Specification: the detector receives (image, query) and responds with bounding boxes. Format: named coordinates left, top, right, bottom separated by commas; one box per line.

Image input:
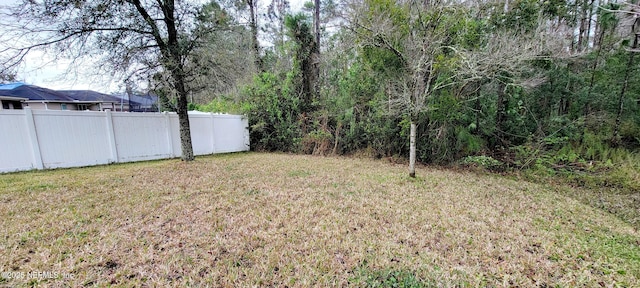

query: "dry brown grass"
left=1, top=152, right=639, bottom=287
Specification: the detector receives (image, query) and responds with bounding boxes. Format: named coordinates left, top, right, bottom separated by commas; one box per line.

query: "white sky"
left=0, top=0, right=306, bottom=93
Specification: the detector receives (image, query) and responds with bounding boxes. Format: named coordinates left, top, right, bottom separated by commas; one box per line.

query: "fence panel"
left=111, top=113, right=172, bottom=162
left=169, top=114, right=182, bottom=157
left=189, top=113, right=215, bottom=155
left=213, top=115, right=250, bottom=153
left=32, top=110, right=112, bottom=169
left=0, top=110, right=35, bottom=171
left=0, top=109, right=249, bottom=173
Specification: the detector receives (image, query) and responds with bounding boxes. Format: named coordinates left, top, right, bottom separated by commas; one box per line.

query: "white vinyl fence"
left=0, top=108, right=249, bottom=173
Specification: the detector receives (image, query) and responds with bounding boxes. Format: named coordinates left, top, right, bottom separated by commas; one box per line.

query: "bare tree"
left=266, top=0, right=290, bottom=49
left=352, top=0, right=464, bottom=177
left=0, top=69, right=16, bottom=82
left=350, top=0, right=560, bottom=176
left=180, top=1, right=256, bottom=104
left=0, top=0, right=223, bottom=161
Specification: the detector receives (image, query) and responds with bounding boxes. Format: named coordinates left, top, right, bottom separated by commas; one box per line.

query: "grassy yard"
left=1, top=152, right=639, bottom=287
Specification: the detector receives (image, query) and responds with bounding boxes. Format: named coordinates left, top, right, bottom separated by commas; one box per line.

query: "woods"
left=1, top=0, right=639, bottom=181
left=237, top=0, right=639, bottom=181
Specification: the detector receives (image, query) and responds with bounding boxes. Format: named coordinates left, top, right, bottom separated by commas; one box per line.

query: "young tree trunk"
left=409, top=120, right=416, bottom=178
left=577, top=0, right=589, bottom=52
left=475, top=90, right=481, bottom=135
left=593, top=11, right=602, bottom=48
left=312, top=0, right=321, bottom=104
left=332, top=122, right=341, bottom=155
left=585, top=28, right=606, bottom=118
left=571, top=2, right=580, bottom=53
left=560, top=64, right=573, bottom=115
left=495, top=81, right=508, bottom=148
left=586, top=0, right=595, bottom=50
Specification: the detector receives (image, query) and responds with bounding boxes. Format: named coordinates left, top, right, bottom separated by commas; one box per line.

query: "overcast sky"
left=0, top=0, right=92, bottom=90
left=0, top=0, right=305, bottom=93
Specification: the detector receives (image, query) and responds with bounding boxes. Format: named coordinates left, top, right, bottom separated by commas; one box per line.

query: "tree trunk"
left=585, top=27, right=606, bottom=118
left=560, top=64, right=573, bottom=116
left=475, top=90, right=481, bottom=135
left=613, top=31, right=638, bottom=143
left=593, top=9, right=602, bottom=48
left=160, top=0, right=194, bottom=161
left=571, top=2, right=580, bottom=53
left=312, top=0, right=321, bottom=105
left=495, top=81, right=508, bottom=147
left=176, top=90, right=195, bottom=161
left=301, top=50, right=317, bottom=112
left=586, top=0, right=595, bottom=50
left=248, top=0, right=262, bottom=72
left=409, top=120, right=416, bottom=178
left=332, top=122, right=342, bottom=155
left=170, top=56, right=195, bottom=161
left=577, top=0, right=589, bottom=52
left=314, top=0, right=320, bottom=48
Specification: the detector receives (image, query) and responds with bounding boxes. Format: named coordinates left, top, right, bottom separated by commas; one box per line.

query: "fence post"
left=24, top=107, right=44, bottom=170
left=210, top=113, right=216, bottom=154
left=164, top=112, right=175, bottom=157
left=104, top=109, right=119, bottom=163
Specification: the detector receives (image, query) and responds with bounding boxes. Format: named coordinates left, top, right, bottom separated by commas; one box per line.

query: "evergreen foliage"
left=83, top=0, right=637, bottom=189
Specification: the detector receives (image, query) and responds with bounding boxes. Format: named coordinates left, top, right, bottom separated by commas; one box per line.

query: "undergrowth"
left=484, top=133, right=640, bottom=229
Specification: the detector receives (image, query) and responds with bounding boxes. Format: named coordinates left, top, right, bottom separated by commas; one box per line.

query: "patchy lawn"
left=0, top=152, right=639, bottom=287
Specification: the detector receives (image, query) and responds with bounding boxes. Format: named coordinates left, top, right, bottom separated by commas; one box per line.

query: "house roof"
left=0, top=84, right=77, bottom=102
left=0, top=82, right=27, bottom=90
left=0, top=83, right=163, bottom=112
left=58, top=90, right=121, bottom=103
left=0, top=95, right=28, bottom=101
left=0, top=83, right=120, bottom=103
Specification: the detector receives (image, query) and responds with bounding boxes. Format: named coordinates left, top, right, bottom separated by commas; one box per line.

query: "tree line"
left=1, top=0, right=639, bottom=179
left=238, top=0, right=640, bottom=179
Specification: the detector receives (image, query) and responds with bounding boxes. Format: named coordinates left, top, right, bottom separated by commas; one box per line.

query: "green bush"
left=242, top=72, right=302, bottom=152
